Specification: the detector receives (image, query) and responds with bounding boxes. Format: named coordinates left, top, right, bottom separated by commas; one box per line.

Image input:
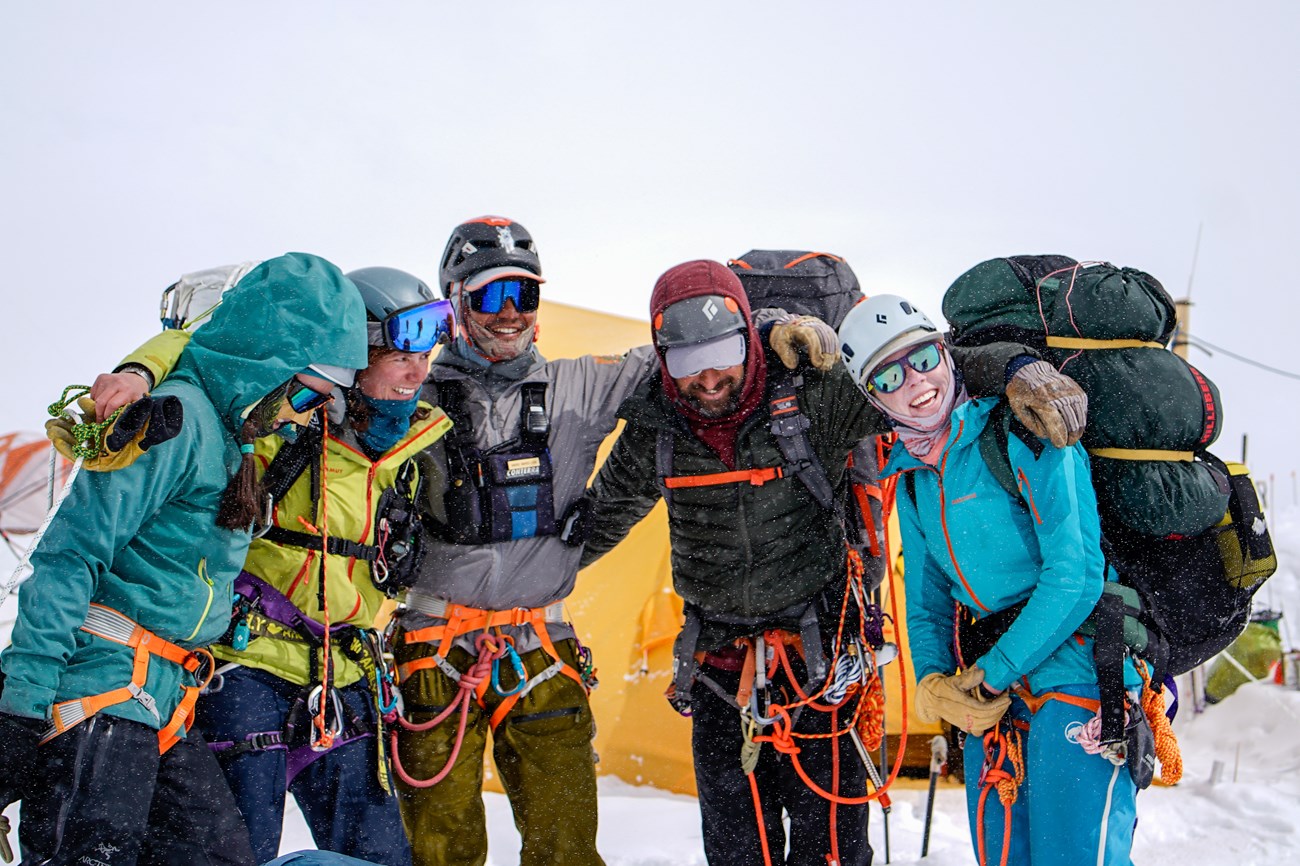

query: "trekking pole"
left=846, top=726, right=892, bottom=862
left=920, top=735, right=948, bottom=858
left=879, top=726, right=891, bottom=863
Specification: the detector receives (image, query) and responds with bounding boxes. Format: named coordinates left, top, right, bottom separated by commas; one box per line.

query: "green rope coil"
left=48, top=385, right=126, bottom=461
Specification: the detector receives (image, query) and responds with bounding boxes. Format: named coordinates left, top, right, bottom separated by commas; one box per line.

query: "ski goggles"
left=866, top=342, right=943, bottom=394
left=372, top=298, right=457, bottom=353
left=466, top=278, right=542, bottom=314
left=286, top=377, right=335, bottom=414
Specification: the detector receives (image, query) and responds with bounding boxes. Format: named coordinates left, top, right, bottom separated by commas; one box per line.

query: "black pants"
left=691, top=664, right=872, bottom=866
left=20, top=714, right=255, bottom=866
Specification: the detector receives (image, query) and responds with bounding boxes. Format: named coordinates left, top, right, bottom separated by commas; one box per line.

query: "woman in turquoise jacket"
left=0, top=253, right=368, bottom=865
left=838, top=295, right=1140, bottom=866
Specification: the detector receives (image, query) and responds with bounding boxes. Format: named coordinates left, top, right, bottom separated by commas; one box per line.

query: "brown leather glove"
left=1005, top=360, right=1088, bottom=448
left=914, top=667, right=1011, bottom=735
left=769, top=314, right=839, bottom=372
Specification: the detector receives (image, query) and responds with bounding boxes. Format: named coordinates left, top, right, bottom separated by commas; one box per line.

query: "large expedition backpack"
left=158, top=261, right=264, bottom=331
left=729, top=250, right=887, bottom=585
left=942, top=256, right=1277, bottom=681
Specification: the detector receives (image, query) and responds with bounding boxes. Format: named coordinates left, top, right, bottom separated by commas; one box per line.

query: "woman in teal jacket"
left=838, top=295, right=1140, bottom=866
left=0, top=253, right=368, bottom=865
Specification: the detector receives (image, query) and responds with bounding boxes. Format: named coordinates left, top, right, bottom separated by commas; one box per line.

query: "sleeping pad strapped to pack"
left=943, top=256, right=1276, bottom=676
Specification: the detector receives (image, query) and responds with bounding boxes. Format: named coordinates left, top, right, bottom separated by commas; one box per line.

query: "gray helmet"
left=346, top=267, right=454, bottom=352
left=347, top=267, right=437, bottom=320
left=653, top=294, right=747, bottom=349
left=438, top=216, right=542, bottom=297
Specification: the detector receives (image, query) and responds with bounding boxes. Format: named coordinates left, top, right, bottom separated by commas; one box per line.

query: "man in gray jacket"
left=392, top=216, right=666, bottom=866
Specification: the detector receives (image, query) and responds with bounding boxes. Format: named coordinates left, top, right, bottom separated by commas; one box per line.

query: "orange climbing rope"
left=975, top=723, right=1026, bottom=866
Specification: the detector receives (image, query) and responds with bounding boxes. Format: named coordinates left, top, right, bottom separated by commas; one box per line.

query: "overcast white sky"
left=2, top=2, right=1298, bottom=490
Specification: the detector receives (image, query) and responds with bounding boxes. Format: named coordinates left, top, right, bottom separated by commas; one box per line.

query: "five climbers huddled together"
left=0, top=219, right=1264, bottom=866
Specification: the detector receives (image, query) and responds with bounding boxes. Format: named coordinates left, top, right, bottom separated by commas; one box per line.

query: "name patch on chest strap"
left=506, top=456, right=543, bottom=480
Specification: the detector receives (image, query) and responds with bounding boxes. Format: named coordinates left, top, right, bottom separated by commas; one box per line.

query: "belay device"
left=441, top=382, right=558, bottom=543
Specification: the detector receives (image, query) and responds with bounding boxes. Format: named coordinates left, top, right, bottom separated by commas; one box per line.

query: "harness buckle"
left=127, top=683, right=161, bottom=722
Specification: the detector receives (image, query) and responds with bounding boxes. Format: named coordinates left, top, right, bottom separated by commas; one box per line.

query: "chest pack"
left=654, top=365, right=835, bottom=512
left=255, top=419, right=428, bottom=598
left=437, top=381, right=558, bottom=544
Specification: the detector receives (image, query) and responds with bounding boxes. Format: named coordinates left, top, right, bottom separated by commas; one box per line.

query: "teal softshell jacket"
left=0, top=253, right=368, bottom=731
left=884, top=397, right=1137, bottom=694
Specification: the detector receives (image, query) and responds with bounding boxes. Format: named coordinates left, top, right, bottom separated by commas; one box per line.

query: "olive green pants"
left=393, top=636, right=603, bottom=866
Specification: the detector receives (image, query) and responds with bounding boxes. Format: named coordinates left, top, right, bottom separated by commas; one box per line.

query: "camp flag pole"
left=1171, top=222, right=1202, bottom=361
left=920, top=734, right=948, bottom=858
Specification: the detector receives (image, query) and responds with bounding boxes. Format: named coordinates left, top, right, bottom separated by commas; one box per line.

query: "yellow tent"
left=478, top=300, right=940, bottom=796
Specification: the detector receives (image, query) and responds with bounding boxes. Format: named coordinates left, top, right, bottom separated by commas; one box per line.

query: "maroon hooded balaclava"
left=649, top=259, right=767, bottom=469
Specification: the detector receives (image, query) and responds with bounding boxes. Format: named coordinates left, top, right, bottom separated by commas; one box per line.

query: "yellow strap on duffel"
left=1088, top=447, right=1195, bottom=462
left=1045, top=337, right=1164, bottom=350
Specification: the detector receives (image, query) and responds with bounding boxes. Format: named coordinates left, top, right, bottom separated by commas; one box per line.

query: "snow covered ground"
left=4, top=508, right=1300, bottom=865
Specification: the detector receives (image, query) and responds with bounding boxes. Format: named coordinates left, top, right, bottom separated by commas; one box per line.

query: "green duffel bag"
left=944, top=257, right=1228, bottom=537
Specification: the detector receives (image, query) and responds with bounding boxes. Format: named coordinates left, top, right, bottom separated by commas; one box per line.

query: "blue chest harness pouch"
left=440, top=381, right=558, bottom=544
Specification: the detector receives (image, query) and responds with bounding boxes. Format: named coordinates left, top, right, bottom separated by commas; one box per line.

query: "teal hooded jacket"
left=0, top=253, right=368, bottom=732
left=884, top=397, right=1138, bottom=694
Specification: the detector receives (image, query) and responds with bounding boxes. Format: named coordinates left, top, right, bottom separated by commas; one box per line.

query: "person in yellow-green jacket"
left=87, top=267, right=455, bottom=866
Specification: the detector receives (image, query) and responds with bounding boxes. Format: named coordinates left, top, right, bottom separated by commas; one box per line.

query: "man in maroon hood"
left=649, top=259, right=775, bottom=468
left=582, top=258, right=1088, bottom=866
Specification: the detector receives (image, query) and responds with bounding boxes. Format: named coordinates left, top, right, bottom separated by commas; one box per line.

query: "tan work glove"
left=914, top=667, right=1011, bottom=735
left=769, top=314, right=839, bottom=372
left=1005, top=360, right=1088, bottom=448
left=46, top=394, right=184, bottom=471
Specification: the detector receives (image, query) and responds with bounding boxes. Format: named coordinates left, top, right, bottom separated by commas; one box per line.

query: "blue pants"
left=195, top=666, right=411, bottom=866
left=963, top=685, right=1137, bottom=866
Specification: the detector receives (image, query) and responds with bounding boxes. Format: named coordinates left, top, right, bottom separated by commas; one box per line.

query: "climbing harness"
left=389, top=632, right=508, bottom=789
left=385, top=595, right=596, bottom=787
left=43, top=603, right=215, bottom=754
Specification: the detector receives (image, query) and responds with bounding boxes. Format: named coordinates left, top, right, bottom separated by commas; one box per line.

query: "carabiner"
left=492, top=643, right=528, bottom=697
left=307, top=684, right=346, bottom=751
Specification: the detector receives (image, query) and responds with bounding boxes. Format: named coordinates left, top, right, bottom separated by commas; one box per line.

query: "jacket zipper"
left=928, top=421, right=991, bottom=614
left=184, top=557, right=216, bottom=642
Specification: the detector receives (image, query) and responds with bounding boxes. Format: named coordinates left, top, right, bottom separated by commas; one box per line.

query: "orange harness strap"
left=399, top=603, right=587, bottom=730
left=45, top=604, right=213, bottom=754
left=663, top=466, right=785, bottom=490
left=1014, top=687, right=1101, bottom=716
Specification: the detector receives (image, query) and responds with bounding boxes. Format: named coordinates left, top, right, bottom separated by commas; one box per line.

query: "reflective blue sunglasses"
left=380, top=298, right=457, bottom=353
left=286, top=379, right=334, bottom=413
left=867, top=342, right=943, bottom=394
left=467, top=278, right=541, bottom=314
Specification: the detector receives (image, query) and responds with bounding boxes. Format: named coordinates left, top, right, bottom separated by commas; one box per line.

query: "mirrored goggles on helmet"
left=466, top=278, right=541, bottom=314
left=866, top=342, right=943, bottom=394
left=371, top=298, right=456, bottom=353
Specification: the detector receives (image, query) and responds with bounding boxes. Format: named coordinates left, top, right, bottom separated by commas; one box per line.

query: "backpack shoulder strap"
left=767, top=367, right=836, bottom=511
left=656, top=427, right=676, bottom=509
left=261, top=422, right=324, bottom=508
left=976, top=400, right=1043, bottom=505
